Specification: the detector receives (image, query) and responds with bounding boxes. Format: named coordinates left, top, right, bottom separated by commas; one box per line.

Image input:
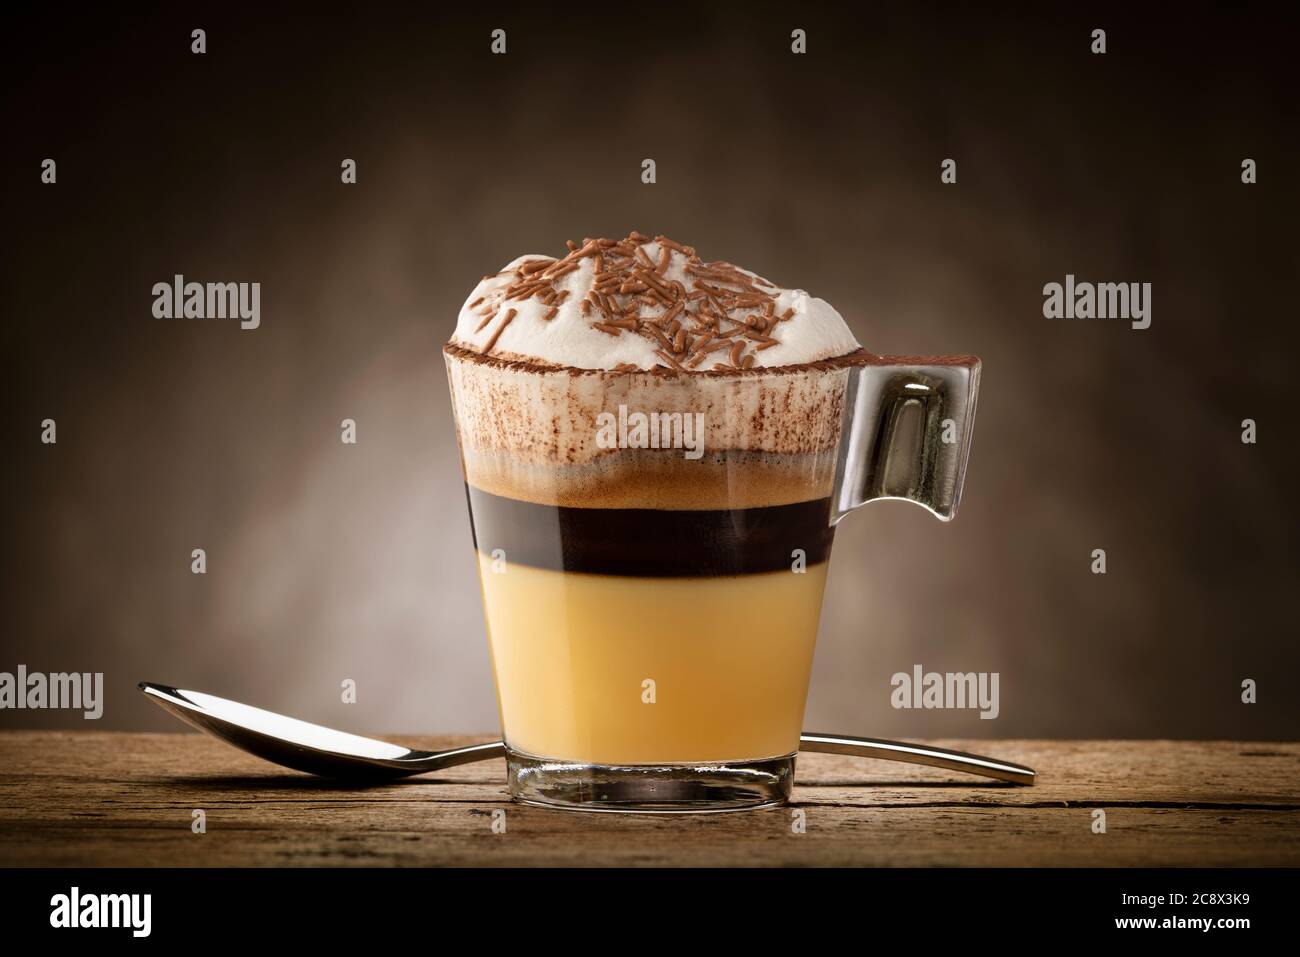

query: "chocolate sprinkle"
left=481, top=308, right=516, bottom=354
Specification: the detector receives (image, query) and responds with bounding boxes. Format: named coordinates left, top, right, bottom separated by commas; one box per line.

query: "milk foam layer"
left=444, top=344, right=867, bottom=509
left=450, top=237, right=860, bottom=371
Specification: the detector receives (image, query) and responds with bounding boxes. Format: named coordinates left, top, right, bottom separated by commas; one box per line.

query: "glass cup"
left=444, top=344, right=979, bottom=812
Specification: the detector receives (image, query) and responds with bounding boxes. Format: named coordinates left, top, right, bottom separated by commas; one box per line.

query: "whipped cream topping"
left=449, top=233, right=860, bottom=372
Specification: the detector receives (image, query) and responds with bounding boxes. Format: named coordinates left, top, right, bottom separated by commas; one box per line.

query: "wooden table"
left=1, top=733, right=1296, bottom=867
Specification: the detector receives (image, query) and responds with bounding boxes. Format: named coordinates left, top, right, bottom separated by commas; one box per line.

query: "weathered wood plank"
left=0, top=733, right=1296, bottom=867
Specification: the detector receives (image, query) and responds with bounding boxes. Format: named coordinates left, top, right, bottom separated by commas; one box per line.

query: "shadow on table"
left=155, top=774, right=498, bottom=792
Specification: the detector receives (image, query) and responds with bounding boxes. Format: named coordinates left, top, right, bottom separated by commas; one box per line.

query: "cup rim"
left=443, top=341, right=883, bottom=378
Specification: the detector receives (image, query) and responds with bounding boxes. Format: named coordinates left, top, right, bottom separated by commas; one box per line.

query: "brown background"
left=2, top=3, right=1296, bottom=740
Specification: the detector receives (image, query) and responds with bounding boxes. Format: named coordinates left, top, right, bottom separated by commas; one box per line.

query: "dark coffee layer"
left=466, top=485, right=835, bottom=577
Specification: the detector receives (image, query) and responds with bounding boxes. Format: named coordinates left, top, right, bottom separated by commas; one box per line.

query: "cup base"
left=505, top=747, right=796, bottom=813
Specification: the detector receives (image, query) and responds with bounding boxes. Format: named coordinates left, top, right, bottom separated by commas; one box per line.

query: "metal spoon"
left=138, top=681, right=1035, bottom=786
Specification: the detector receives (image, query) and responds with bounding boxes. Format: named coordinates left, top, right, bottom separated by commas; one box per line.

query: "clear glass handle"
left=832, top=355, right=981, bottom=524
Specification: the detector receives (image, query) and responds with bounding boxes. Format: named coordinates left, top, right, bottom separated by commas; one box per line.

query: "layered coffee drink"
left=444, top=230, right=977, bottom=811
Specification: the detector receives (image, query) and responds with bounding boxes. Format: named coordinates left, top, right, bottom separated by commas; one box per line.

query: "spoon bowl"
left=138, top=682, right=505, bottom=779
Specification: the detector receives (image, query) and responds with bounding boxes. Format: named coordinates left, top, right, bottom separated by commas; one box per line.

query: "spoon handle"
left=799, top=732, right=1035, bottom=785
left=446, top=735, right=1034, bottom=785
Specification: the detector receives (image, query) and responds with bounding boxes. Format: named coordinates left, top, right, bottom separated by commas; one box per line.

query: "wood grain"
left=0, top=733, right=1296, bottom=866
